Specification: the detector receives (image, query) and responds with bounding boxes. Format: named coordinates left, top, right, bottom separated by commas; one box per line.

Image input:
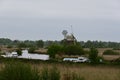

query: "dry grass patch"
left=34, top=63, right=120, bottom=80
left=0, top=61, right=119, bottom=80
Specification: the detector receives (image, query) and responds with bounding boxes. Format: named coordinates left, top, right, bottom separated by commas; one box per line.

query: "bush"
left=18, top=42, right=27, bottom=48
left=36, top=40, right=44, bottom=48
left=103, top=50, right=119, bottom=55
left=28, top=47, right=36, bottom=53
left=113, top=48, right=120, bottom=50
left=0, top=62, right=40, bottom=80
left=47, top=44, right=84, bottom=58
left=89, top=48, right=98, bottom=63
left=47, top=44, right=63, bottom=58
left=64, top=45, right=84, bottom=55
left=16, top=49, right=22, bottom=56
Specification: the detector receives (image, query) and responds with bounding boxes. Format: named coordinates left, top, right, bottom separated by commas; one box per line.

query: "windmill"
left=62, top=26, right=77, bottom=45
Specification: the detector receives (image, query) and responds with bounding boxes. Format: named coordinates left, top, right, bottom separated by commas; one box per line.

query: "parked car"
left=74, top=57, right=90, bottom=62
left=63, top=57, right=90, bottom=63
left=63, top=58, right=78, bottom=62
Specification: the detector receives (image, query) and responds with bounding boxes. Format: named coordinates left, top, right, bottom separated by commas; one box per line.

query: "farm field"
left=84, top=48, right=120, bottom=61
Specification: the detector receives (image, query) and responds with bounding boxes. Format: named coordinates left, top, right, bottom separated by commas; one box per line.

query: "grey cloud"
left=0, top=0, right=120, bottom=19
left=0, top=0, right=120, bottom=41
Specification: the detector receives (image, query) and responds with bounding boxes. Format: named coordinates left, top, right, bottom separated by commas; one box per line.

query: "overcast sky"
left=0, top=0, right=120, bottom=42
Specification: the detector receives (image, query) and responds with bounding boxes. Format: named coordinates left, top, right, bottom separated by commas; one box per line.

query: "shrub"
left=7, top=45, right=13, bottom=48
left=28, top=47, right=36, bottom=53
left=113, top=48, right=120, bottom=50
left=36, top=40, right=44, bottom=48
left=103, top=50, right=119, bottom=55
left=47, top=44, right=63, bottom=58
left=89, top=48, right=99, bottom=63
left=18, top=42, right=27, bottom=48
left=0, top=62, right=40, bottom=80
left=16, top=49, right=22, bottom=56
left=64, top=45, right=84, bottom=55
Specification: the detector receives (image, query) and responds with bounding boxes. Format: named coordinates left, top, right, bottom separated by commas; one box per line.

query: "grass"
left=40, top=66, right=60, bottom=80
left=36, top=63, right=120, bottom=80
left=0, top=57, right=120, bottom=80
left=0, top=59, right=119, bottom=80
left=49, top=66, right=60, bottom=80
left=62, top=71, right=84, bottom=80
left=0, top=60, right=84, bottom=80
left=0, top=61, right=40, bottom=80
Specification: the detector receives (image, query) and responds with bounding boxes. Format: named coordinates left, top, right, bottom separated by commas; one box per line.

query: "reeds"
left=0, top=61, right=119, bottom=80
left=0, top=61, right=85, bottom=80
left=40, top=66, right=60, bottom=80
left=0, top=62, right=40, bottom=80
left=63, top=72, right=84, bottom=80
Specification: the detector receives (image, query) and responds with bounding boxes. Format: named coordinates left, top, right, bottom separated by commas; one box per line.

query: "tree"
left=0, top=38, right=12, bottom=45
left=44, top=40, right=54, bottom=48
left=18, top=42, right=27, bottom=48
left=47, top=44, right=63, bottom=58
left=16, top=49, right=22, bottom=56
left=28, top=47, right=36, bottom=53
left=103, top=50, right=119, bottom=55
left=36, top=40, right=44, bottom=48
left=24, top=40, right=36, bottom=48
left=64, top=45, right=84, bottom=55
left=89, top=48, right=98, bottom=63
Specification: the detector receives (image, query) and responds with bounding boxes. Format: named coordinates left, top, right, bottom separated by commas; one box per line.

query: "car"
left=75, top=57, right=89, bottom=62
left=63, top=58, right=78, bottom=62
left=63, top=57, right=90, bottom=63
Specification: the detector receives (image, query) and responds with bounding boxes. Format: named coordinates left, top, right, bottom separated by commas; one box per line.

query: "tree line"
left=0, top=38, right=120, bottom=49
left=79, top=40, right=120, bottom=49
